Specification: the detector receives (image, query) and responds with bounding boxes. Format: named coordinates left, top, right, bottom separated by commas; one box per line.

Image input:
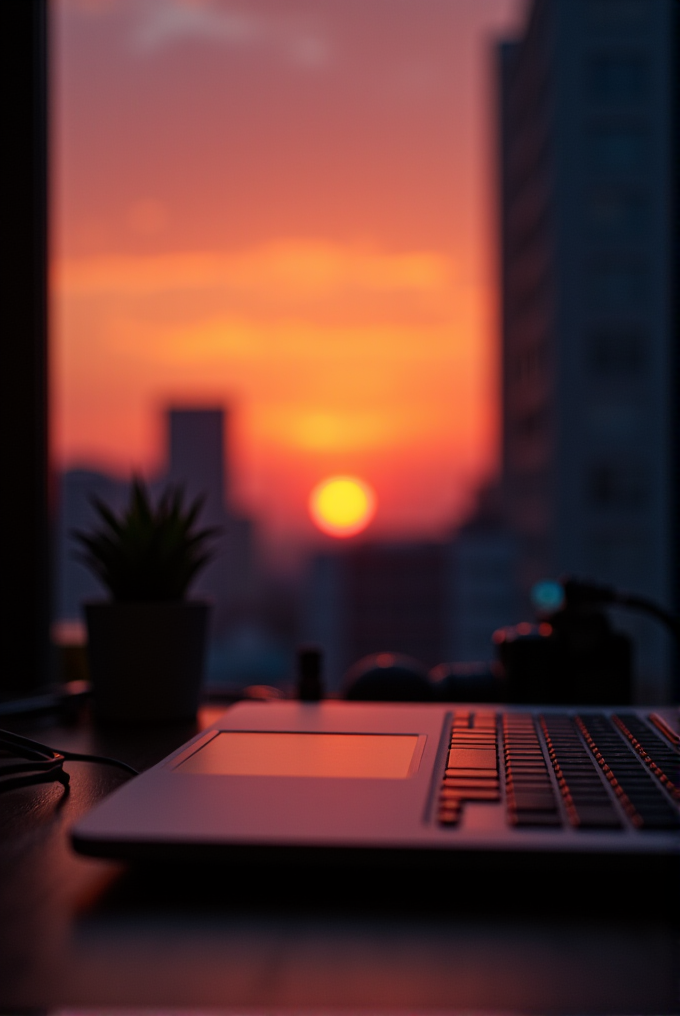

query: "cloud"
left=131, top=1, right=260, bottom=52
left=262, top=410, right=396, bottom=453
left=80, top=313, right=478, bottom=457
left=54, top=239, right=453, bottom=302
left=129, top=0, right=331, bottom=67
left=108, top=316, right=465, bottom=366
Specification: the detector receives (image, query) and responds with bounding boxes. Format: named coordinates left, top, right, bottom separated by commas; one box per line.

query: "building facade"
left=499, top=0, right=676, bottom=699
left=55, top=406, right=258, bottom=640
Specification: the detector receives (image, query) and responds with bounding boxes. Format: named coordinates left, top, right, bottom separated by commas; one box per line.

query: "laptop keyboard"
left=437, top=710, right=680, bottom=832
left=542, top=715, right=620, bottom=829
left=503, top=712, right=561, bottom=826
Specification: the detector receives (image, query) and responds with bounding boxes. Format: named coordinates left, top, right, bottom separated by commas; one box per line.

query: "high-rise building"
left=499, top=0, right=676, bottom=700
left=166, top=408, right=228, bottom=527
left=164, top=407, right=257, bottom=634
left=302, top=542, right=449, bottom=690
left=448, top=486, right=521, bottom=666
left=302, top=519, right=520, bottom=691
left=55, top=406, right=258, bottom=639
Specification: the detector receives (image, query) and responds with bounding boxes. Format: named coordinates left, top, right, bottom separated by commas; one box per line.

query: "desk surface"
left=1, top=705, right=678, bottom=1014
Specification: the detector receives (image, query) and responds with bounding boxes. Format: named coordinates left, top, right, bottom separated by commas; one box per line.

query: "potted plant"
left=74, top=479, right=219, bottom=723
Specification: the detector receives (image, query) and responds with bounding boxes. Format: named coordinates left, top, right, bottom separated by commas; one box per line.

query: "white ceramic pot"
left=85, top=600, right=211, bottom=723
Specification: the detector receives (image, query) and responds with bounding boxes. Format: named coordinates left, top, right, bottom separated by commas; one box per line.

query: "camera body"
left=494, top=609, right=632, bottom=705
left=338, top=579, right=645, bottom=705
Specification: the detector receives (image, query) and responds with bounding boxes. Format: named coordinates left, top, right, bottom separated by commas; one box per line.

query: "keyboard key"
left=507, top=772, right=552, bottom=781
left=447, top=749, right=497, bottom=769
left=511, top=793, right=558, bottom=811
left=577, top=715, right=680, bottom=831
left=634, top=811, right=680, bottom=830
left=442, top=779, right=500, bottom=791
left=457, top=787, right=500, bottom=801
left=613, top=714, right=680, bottom=796
left=541, top=715, right=623, bottom=830
left=438, top=712, right=500, bottom=826
left=438, top=810, right=460, bottom=826
left=444, top=767, right=499, bottom=779
left=507, top=777, right=551, bottom=788
left=510, top=810, right=562, bottom=827
left=572, top=805, right=621, bottom=828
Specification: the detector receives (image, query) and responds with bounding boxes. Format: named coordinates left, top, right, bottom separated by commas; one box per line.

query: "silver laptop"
left=72, top=700, right=680, bottom=864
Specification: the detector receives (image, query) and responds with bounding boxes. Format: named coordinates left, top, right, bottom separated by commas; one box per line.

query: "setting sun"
left=309, top=476, right=377, bottom=538
left=52, top=0, right=524, bottom=558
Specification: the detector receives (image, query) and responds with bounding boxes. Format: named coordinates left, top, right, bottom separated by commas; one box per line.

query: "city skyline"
left=52, top=0, right=524, bottom=560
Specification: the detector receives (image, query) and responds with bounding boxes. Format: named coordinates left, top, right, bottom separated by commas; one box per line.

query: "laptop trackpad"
left=178, top=731, right=421, bottom=779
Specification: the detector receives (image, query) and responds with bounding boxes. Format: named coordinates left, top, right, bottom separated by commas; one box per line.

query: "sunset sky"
left=51, top=0, right=524, bottom=563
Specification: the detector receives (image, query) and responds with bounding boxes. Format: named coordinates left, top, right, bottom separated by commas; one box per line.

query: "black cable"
left=57, top=750, right=138, bottom=776
left=0, top=756, right=64, bottom=775
left=0, top=727, right=62, bottom=755
left=562, top=579, right=680, bottom=643
left=614, top=592, right=680, bottom=642
left=0, top=727, right=138, bottom=794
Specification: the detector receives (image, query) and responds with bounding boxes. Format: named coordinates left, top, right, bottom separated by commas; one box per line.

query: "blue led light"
left=531, top=579, right=565, bottom=613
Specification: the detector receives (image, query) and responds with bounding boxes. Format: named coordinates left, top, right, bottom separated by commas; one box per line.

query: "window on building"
left=515, top=406, right=547, bottom=442
left=586, top=122, right=648, bottom=173
left=585, top=187, right=647, bottom=239
left=587, top=327, right=646, bottom=378
left=587, top=259, right=648, bottom=310
left=585, top=529, right=647, bottom=585
left=513, top=344, right=546, bottom=385
left=586, top=462, right=647, bottom=510
left=585, top=0, right=651, bottom=30
left=585, top=53, right=649, bottom=103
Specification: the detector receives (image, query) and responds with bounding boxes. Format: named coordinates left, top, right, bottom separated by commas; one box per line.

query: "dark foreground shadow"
left=86, top=848, right=679, bottom=923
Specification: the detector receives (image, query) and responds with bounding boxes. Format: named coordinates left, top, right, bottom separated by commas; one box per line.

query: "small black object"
left=0, top=727, right=138, bottom=794
left=496, top=575, right=636, bottom=704
left=429, top=661, right=504, bottom=703
left=343, top=652, right=433, bottom=702
left=297, top=646, right=324, bottom=701
left=496, top=617, right=633, bottom=705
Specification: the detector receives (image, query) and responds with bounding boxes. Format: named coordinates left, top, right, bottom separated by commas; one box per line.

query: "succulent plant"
left=73, top=479, right=220, bottom=602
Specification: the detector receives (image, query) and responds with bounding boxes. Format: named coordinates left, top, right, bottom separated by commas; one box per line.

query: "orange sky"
left=51, top=0, right=524, bottom=563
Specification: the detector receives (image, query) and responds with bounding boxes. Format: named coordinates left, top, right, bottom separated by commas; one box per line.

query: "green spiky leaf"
left=72, top=478, right=220, bottom=602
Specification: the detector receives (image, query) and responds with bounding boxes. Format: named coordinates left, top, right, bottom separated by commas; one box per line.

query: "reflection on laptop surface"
left=72, top=699, right=680, bottom=865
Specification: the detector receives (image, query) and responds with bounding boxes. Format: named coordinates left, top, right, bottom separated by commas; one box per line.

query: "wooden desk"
left=0, top=706, right=678, bottom=1013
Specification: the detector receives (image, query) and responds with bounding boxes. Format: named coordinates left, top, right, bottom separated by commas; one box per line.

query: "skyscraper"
left=55, top=406, right=258, bottom=640
left=499, top=0, right=676, bottom=700
left=165, top=407, right=257, bottom=633
left=167, top=408, right=228, bottom=527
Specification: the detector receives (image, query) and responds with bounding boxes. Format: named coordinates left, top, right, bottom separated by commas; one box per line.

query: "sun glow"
left=309, top=476, right=377, bottom=538
left=53, top=0, right=526, bottom=557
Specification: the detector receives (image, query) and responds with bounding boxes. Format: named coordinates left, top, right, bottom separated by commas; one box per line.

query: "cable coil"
left=0, top=728, right=138, bottom=794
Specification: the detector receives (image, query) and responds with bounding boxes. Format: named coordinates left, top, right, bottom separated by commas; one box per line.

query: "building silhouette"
left=166, top=408, right=227, bottom=527
left=302, top=542, right=451, bottom=691
left=499, top=0, right=676, bottom=700
left=165, top=407, right=257, bottom=634
left=302, top=506, right=519, bottom=692
left=54, top=468, right=128, bottom=627
left=55, top=406, right=258, bottom=639
left=448, top=486, right=520, bottom=666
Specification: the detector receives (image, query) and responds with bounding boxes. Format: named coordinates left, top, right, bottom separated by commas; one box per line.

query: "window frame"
left=0, top=0, right=49, bottom=698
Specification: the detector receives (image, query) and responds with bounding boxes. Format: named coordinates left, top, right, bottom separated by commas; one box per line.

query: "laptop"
left=71, top=700, right=680, bottom=868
